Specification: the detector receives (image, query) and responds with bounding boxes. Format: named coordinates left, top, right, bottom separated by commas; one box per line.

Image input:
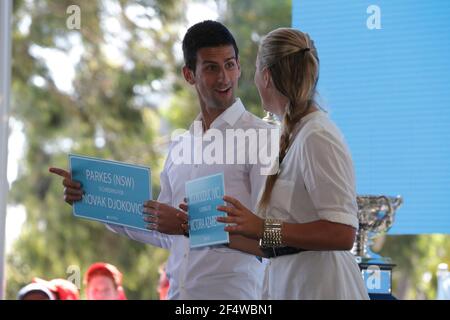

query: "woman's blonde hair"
left=257, top=28, right=320, bottom=211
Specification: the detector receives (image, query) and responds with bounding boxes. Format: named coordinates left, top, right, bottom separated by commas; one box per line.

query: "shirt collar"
left=190, top=98, right=246, bottom=133
left=216, top=98, right=245, bottom=127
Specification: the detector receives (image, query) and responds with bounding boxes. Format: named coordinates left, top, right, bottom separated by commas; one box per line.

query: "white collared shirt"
left=107, top=98, right=275, bottom=299
left=261, top=110, right=369, bottom=300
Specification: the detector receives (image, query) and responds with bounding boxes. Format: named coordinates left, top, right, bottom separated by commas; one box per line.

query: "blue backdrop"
left=292, top=1, right=450, bottom=234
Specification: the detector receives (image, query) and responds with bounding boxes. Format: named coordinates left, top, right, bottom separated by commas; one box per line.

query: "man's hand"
left=49, top=167, right=84, bottom=205
left=143, top=200, right=188, bottom=235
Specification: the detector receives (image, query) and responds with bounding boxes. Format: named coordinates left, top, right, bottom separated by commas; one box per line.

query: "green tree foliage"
left=378, top=234, right=450, bottom=299
left=223, top=0, right=292, bottom=116
left=7, top=0, right=185, bottom=299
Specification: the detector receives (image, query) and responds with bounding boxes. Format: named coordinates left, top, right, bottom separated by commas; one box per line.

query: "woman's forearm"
left=281, top=220, right=356, bottom=251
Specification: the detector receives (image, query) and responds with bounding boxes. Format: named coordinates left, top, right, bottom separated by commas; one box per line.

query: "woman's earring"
left=262, top=112, right=280, bottom=126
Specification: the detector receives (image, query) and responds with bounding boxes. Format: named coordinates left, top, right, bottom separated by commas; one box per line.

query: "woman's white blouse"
left=261, top=110, right=370, bottom=300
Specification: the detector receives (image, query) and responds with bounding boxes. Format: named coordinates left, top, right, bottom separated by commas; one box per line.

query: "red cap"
left=33, top=278, right=80, bottom=300
left=84, top=262, right=127, bottom=300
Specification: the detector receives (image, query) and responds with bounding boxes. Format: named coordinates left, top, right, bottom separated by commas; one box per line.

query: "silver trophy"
left=353, top=195, right=403, bottom=263
left=353, top=195, right=403, bottom=297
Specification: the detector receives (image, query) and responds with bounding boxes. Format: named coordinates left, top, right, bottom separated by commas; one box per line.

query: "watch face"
left=258, top=237, right=264, bottom=248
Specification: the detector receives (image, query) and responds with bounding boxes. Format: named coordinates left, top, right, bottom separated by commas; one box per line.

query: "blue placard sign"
left=185, top=173, right=229, bottom=248
left=69, top=154, right=151, bottom=230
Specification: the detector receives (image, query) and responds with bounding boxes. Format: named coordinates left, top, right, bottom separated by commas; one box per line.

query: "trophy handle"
left=391, top=196, right=403, bottom=210
left=374, top=196, right=394, bottom=231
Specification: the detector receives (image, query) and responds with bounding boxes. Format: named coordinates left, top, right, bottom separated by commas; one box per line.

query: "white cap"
left=17, top=283, right=56, bottom=300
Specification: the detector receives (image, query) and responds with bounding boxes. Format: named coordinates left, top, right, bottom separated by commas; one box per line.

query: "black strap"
left=263, top=246, right=307, bottom=258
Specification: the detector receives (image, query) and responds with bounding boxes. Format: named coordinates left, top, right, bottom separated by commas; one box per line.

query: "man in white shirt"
left=50, top=20, right=276, bottom=299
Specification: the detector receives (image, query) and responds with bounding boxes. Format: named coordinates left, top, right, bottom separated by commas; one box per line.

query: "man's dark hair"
left=182, top=20, right=239, bottom=71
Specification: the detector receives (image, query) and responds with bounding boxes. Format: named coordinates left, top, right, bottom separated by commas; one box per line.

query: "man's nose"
left=218, top=67, right=230, bottom=84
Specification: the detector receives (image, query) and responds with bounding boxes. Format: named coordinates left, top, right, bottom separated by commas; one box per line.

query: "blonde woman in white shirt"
left=217, top=28, right=369, bottom=300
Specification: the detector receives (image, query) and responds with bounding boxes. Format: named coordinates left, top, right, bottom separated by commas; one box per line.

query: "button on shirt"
left=107, top=99, right=275, bottom=299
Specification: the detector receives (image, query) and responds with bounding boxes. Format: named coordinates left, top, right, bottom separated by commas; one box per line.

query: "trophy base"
left=356, top=255, right=393, bottom=265
left=358, top=259, right=396, bottom=300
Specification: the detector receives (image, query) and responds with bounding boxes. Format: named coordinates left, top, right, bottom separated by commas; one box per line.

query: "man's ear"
left=182, top=66, right=195, bottom=85
left=236, top=58, right=242, bottom=78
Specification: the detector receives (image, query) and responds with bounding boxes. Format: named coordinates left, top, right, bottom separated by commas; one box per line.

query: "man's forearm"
left=105, top=223, right=173, bottom=249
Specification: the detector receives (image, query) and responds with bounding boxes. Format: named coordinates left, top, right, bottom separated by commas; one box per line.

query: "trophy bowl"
left=352, top=195, right=403, bottom=263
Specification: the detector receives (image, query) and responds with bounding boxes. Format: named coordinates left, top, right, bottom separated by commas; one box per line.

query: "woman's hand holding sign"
left=216, top=195, right=264, bottom=240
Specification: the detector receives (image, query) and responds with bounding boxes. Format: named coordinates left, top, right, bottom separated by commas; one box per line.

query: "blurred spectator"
left=157, top=263, right=169, bottom=300
left=17, top=278, right=80, bottom=300
left=437, top=263, right=450, bottom=300
left=17, top=282, right=55, bottom=300
left=84, top=262, right=127, bottom=300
